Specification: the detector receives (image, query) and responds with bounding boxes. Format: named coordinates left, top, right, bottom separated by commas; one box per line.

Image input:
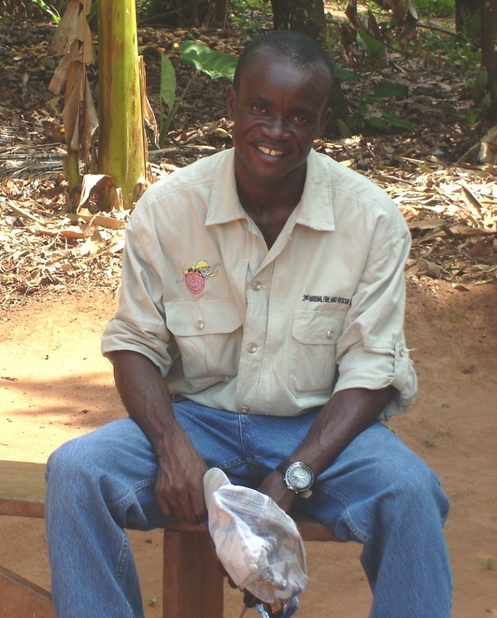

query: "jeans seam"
left=110, top=478, right=156, bottom=511
left=342, top=510, right=380, bottom=547
left=311, top=485, right=380, bottom=547
left=116, top=532, right=130, bottom=585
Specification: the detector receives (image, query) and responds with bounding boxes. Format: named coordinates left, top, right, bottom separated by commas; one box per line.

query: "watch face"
left=289, top=467, right=312, bottom=488
left=286, top=462, right=314, bottom=492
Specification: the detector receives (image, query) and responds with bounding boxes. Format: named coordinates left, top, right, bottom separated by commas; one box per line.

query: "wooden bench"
left=0, top=460, right=340, bottom=618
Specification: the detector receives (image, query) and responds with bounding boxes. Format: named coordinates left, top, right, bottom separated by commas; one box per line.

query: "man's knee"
left=47, top=435, right=87, bottom=481
left=382, top=456, right=450, bottom=523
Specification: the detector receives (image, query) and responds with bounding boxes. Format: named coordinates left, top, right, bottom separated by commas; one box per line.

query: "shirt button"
left=247, top=343, right=258, bottom=354
left=240, top=405, right=250, bottom=413
left=251, top=281, right=264, bottom=291
left=326, top=330, right=334, bottom=339
left=195, top=320, right=205, bottom=330
left=399, top=348, right=405, bottom=357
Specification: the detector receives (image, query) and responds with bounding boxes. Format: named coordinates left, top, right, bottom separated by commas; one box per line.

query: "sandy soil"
left=0, top=279, right=496, bottom=617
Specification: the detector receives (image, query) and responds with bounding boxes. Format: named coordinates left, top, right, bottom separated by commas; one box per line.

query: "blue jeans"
left=45, top=401, right=452, bottom=617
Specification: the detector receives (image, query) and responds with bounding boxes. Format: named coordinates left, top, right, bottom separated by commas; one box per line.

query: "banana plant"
left=97, top=0, right=147, bottom=209
left=159, top=40, right=238, bottom=146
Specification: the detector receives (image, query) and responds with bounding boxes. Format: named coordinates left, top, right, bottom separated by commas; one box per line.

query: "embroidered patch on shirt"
left=183, top=260, right=219, bottom=295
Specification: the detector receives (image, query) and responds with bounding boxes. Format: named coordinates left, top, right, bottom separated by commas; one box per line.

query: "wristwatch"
left=276, top=459, right=314, bottom=498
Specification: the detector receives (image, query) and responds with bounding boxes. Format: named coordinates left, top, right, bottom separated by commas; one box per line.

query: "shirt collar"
left=206, top=149, right=246, bottom=226
left=206, top=148, right=335, bottom=231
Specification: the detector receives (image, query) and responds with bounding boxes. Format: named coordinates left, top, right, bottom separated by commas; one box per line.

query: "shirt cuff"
left=334, top=341, right=417, bottom=419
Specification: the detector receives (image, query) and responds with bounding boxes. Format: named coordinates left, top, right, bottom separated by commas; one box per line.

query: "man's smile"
left=256, top=144, right=285, bottom=157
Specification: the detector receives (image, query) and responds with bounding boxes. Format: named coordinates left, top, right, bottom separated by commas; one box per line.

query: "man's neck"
left=236, top=177, right=305, bottom=249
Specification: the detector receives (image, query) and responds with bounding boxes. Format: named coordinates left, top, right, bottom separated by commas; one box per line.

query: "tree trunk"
left=97, top=0, right=147, bottom=209
left=481, top=0, right=497, bottom=122
left=269, top=0, right=348, bottom=135
left=455, top=0, right=482, bottom=43
left=147, top=0, right=227, bottom=27
left=271, top=0, right=328, bottom=48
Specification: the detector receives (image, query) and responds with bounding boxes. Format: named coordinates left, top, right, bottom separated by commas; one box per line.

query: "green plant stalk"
left=66, top=148, right=81, bottom=208
left=160, top=71, right=198, bottom=145
left=31, top=0, right=61, bottom=24
left=97, top=0, right=146, bottom=209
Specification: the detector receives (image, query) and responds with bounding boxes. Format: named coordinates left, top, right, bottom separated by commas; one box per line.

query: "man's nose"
left=262, top=117, right=290, bottom=138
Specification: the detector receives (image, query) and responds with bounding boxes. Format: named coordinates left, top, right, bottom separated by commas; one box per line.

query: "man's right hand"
left=154, top=422, right=208, bottom=523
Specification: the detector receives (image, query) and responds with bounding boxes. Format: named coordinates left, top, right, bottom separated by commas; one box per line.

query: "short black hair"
left=233, top=30, right=335, bottom=97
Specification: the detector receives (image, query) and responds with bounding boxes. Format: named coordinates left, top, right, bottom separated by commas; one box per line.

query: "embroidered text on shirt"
left=302, top=294, right=351, bottom=305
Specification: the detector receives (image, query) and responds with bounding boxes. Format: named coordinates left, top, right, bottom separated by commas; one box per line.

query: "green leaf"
left=160, top=54, right=177, bottom=111
left=467, top=108, right=477, bottom=125
left=357, top=102, right=370, bottom=115
left=179, top=41, right=238, bottom=81
left=334, top=67, right=362, bottom=82
left=373, top=81, right=408, bottom=98
left=481, top=93, right=491, bottom=113
left=346, top=114, right=366, bottom=130
left=336, top=118, right=353, bottom=138
left=381, top=111, right=413, bottom=130
left=368, top=116, right=388, bottom=129
left=387, top=116, right=414, bottom=130
left=356, top=29, right=384, bottom=60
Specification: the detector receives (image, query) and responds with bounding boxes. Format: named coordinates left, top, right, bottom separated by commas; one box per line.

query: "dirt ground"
left=0, top=278, right=496, bottom=617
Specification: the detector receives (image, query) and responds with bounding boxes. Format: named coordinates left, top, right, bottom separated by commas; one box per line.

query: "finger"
left=155, top=490, right=174, bottom=518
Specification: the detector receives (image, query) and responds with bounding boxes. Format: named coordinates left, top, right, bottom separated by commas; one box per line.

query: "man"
left=46, top=30, right=452, bottom=617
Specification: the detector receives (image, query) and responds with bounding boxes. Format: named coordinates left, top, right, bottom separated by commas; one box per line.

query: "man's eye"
left=292, top=115, right=309, bottom=125
left=251, top=104, right=266, bottom=114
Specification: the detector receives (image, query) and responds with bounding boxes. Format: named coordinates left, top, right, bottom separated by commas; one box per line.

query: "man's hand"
left=257, top=470, right=297, bottom=514
left=154, top=423, right=208, bottom=523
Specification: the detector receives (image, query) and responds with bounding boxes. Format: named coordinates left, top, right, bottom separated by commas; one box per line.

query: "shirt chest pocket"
left=164, top=300, right=242, bottom=387
left=289, top=309, right=344, bottom=397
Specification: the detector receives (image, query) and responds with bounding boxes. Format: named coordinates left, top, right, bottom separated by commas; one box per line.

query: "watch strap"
left=276, top=457, right=293, bottom=475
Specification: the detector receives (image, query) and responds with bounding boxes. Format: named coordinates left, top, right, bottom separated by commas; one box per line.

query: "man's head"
left=233, top=30, right=335, bottom=105
left=227, top=31, right=334, bottom=195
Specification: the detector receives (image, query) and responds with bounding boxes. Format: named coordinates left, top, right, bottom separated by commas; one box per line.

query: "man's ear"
left=226, top=84, right=237, bottom=120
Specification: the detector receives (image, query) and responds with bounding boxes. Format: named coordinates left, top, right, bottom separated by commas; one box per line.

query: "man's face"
left=226, top=49, right=332, bottom=192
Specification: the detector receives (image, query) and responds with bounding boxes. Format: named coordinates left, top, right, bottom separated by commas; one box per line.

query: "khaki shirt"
left=102, top=148, right=417, bottom=418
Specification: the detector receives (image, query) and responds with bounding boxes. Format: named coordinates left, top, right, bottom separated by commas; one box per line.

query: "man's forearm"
left=258, top=386, right=394, bottom=511
left=108, top=349, right=177, bottom=458
left=108, top=349, right=208, bottom=522
left=290, top=386, right=394, bottom=476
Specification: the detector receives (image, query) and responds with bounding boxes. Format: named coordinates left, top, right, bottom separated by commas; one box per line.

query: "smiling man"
left=45, top=31, right=452, bottom=618
left=226, top=41, right=332, bottom=249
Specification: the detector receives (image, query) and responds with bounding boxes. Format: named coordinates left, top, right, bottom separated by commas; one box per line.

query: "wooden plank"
left=0, top=460, right=342, bottom=540
left=0, top=565, right=55, bottom=618
left=161, top=515, right=340, bottom=618
left=0, top=460, right=46, bottom=518
left=164, top=511, right=342, bottom=543
left=163, top=528, right=224, bottom=618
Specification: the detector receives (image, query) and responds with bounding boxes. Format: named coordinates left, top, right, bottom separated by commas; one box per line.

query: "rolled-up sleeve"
left=334, top=227, right=417, bottom=419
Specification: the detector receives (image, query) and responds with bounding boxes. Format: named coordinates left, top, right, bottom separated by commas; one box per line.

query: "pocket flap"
left=292, top=310, right=343, bottom=345
left=165, top=300, right=242, bottom=337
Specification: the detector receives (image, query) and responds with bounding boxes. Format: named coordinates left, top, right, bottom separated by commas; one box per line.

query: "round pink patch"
left=185, top=272, right=205, bottom=294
